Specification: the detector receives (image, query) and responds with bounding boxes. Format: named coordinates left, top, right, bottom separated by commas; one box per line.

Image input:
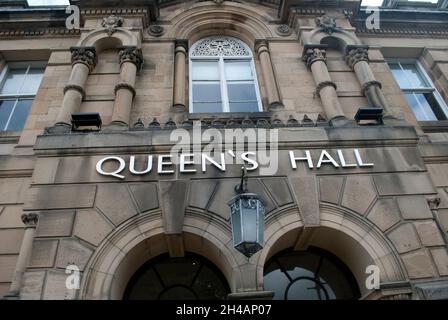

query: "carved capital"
left=102, top=15, right=124, bottom=36
left=361, top=80, right=382, bottom=94
left=63, top=84, right=86, bottom=98
left=345, top=45, right=369, bottom=69
left=119, top=46, right=143, bottom=70
left=114, top=82, right=136, bottom=98
left=427, top=197, right=441, bottom=210
left=21, top=212, right=39, bottom=227
left=302, top=45, right=327, bottom=69
left=175, top=39, right=189, bottom=54
left=70, top=46, right=97, bottom=72
left=255, top=39, right=269, bottom=55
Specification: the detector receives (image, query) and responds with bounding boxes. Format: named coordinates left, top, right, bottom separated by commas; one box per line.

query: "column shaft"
left=7, top=213, right=39, bottom=297
left=173, top=40, right=187, bottom=111
left=110, top=47, right=142, bottom=128
left=303, top=46, right=346, bottom=122
left=256, top=41, right=282, bottom=110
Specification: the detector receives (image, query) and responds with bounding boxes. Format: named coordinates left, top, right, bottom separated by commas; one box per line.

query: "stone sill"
left=0, top=130, right=20, bottom=144
left=419, top=120, right=448, bottom=133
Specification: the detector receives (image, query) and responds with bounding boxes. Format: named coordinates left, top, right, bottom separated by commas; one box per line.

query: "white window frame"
left=0, top=61, right=46, bottom=131
left=189, top=37, right=263, bottom=114
left=388, top=58, right=448, bottom=121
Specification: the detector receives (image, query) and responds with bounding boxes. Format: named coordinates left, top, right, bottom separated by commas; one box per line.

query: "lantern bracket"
left=235, top=165, right=248, bottom=194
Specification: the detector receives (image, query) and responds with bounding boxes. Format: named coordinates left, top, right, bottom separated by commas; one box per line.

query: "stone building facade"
left=0, top=0, right=447, bottom=300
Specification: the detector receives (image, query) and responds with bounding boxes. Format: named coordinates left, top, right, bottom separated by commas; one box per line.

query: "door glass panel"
left=22, top=67, right=45, bottom=94
left=405, top=93, right=438, bottom=121
left=400, top=64, right=428, bottom=88
left=0, top=68, right=27, bottom=95
left=225, top=61, right=253, bottom=80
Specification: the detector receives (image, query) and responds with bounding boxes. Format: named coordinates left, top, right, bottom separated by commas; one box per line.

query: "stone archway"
left=79, top=212, right=240, bottom=300
left=255, top=204, right=407, bottom=298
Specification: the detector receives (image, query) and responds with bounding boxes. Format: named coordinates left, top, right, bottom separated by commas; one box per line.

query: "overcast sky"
left=26, top=0, right=439, bottom=7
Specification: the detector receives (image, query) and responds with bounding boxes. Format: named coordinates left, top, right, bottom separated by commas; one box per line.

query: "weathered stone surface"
left=20, top=271, right=46, bottom=300
left=388, top=223, right=421, bottom=254
left=402, top=249, right=437, bottom=279
left=414, top=221, right=445, bottom=247
left=95, top=184, right=137, bottom=226
left=427, top=164, right=448, bottom=188
left=397, top=196, right=433, bottom=220
left=73, top=210, right=113, bottom=247
left=0, top=283, right=10, bottom=297
left=208, top=179, right=240, bottom=220
left=373, top=173, right=435, bottom=196
left=0, top=206, right=23, bottom=228
left=341, top=176, right=377, bottom=215
left=0, top=255, right=17, bottom=282
left=289, top=176, right=319, bottom=226
left=29, top=240, right=58, bottom=268
left=188, top=180, right=217, bottom=210
left=319, top=176, right=344, bottom=205
left=438, top=209, right=448, bottom=232
left=415, top=280, right=448, bottom=300
left=367, top=198, right=401, bottom=231
left=55, top=239, right=93, bottom=271
left=430, top=248, right=448, bottom=276
left=159, top=180, right=188, bottom=234
left=35, top=211, right=75, bottom=237
left=129, top=183, right=159, bottom=213
left=262, top=178, right=294, bottom=207
left=0, top=229, right=24, bottom=254
left=42, top=270, right=78, bottom=300
left=0, top=178, right=29, bottom=205
left=24, top=185, right=97, bottom=210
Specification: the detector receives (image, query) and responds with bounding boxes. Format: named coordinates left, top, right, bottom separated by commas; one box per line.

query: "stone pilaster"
left=255, top=40, right=283, bottom=110
left=108, top=46, right=143, bottom=130
left=5, top=213, right=39, bottom=298
left=302, top=45, right=349, bottom=125
left=173, top=40, right=188, bottom=112
left=53, top=47, right=97, bottom=133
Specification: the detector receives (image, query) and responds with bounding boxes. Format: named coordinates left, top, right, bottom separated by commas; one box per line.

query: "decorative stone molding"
left=361, top=80, right=383, bottom=95
left=315, top=15, right=338, bottom=34
left=148, top=25, right=165, bottom=37
left=70, top=46, right=97, bottom=72
left=356, top=27, right=448, bottom=37
left=119, top=47, right=143, bottom=70
left=101, top=15, right=124, bottom=36
left=314, top=81, right=338, bottom=98
left=21, top=212, right=39, bottom=228
left=276, top=24, right=292, bottom=37
left=0, top=28, right=80, bottom=39
left=345, top=45, right=369, bottom=69
left=302, top=46, right=327, bottom=69
left=114, top=82, right=136, bottom=98
left=63, top=84, right=86, bottom=99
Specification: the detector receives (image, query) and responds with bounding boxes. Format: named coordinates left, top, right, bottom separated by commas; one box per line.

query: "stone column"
left=54, top=47, right=97, bottom=132
left=345, top=45, right=395, bottom=120
left=173, top=40, right=188, bottom=112
left=6, top=213, right=39, bottom=298
left=302, top=45, right=349, bottom=125
left=108, top=46, right=143, bottom=130
left=255, top=40, right=283, bottom=110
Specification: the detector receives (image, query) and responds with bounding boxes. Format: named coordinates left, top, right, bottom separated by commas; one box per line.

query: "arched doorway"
left=264, top=247, right=361, bottom=300
left=123, top=253, right=230, bottom=300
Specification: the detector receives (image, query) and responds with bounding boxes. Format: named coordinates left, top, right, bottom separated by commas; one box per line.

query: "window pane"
left=401, top=64, right=428, bottom=88
left=405, top=93, right=438, bottom=121
left=193, top=102, right=223, bottom=113
left=191, top=61, right=219, bottom=80
left=0, top=68, right=27, bottom=95
left=225, top=61, right=253, bottom=80
left=6, top=99, right=32, bottom=131
left=0, top=100, right=16, bottom=130
left=227, top=82, right=257, bottom=102
left=229, top=102, right=259, bottom=113
left=192, top=83, right=221, bottom=102
left=389, top=63, right=408, bottom=88
left=21, top=67, right=44, bottom=94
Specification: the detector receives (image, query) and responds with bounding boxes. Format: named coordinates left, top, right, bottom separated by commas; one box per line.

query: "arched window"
left=264, top=248, right=361, bottom=300
left=189, top=36, right=263, bottom=113
left=124, top=253, right=230, bottom=300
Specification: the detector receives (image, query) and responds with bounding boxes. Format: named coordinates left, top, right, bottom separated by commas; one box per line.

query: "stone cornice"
left=0, top=28, right=80, bottom=39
